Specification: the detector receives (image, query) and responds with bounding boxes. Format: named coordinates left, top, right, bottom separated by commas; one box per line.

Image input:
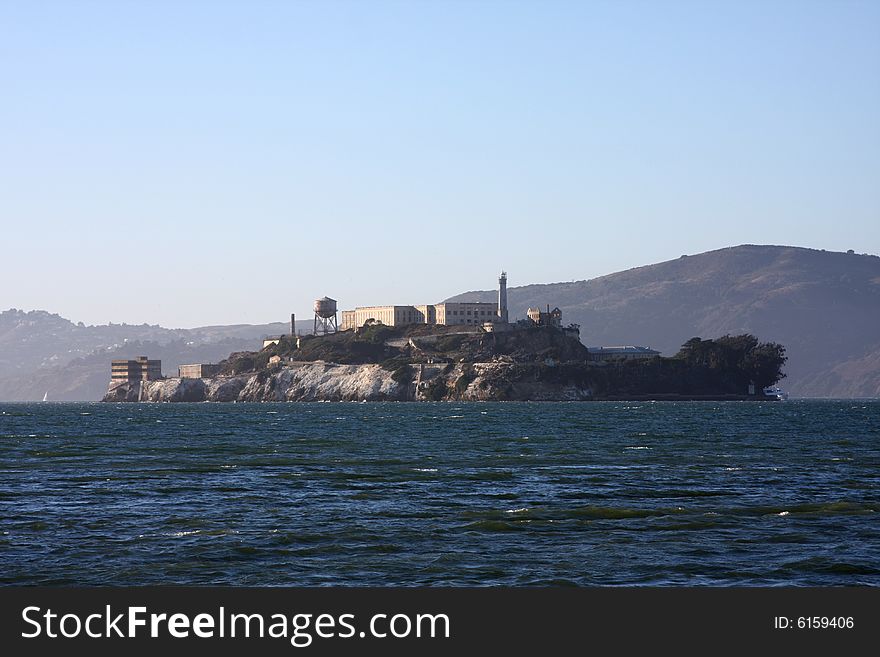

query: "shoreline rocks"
left=102, top=361, right=771, bottom=403
left=102, top=361, right=592, bottom=402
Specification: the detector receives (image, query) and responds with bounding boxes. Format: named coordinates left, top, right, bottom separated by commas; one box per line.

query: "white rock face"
left=206, top=377, right=246, bottom=401
left=140, top=377, right=207, bottom=402
left=241, top=363, right=404, bottom=402
left=119, top=363, right=407, bottom=402
left=104, top=361, right=593, bottom=402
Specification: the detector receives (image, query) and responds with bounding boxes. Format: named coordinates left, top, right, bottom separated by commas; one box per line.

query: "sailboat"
left=42, top=391, right=48, bottom=402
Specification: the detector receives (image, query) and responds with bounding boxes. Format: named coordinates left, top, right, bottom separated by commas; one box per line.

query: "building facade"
left=340, top=273, right=510, bottom=331
left=111, top=356, right=162, bottom=381
left=340, top=302, right=500, bottom=330
left=178, top=363, right=220, bottom=379
left=527, top=306, right=563, bottom=328
left=587, top=346, right=661, bottom=362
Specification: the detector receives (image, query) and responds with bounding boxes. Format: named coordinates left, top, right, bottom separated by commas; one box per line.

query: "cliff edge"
left=102, top=361, right=596, bottom=403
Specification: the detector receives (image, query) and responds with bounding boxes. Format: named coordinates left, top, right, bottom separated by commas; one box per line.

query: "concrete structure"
left=340, top=274, right=509, bottom=330
left=527, top=306, right=563, bottom=328
left=314, top=297, right=338, bottom=335
left=588, top=346, right=661, bottom=362
left=178, top=363, right=220, bottom=379
left=482, top=320, right=513, bottom=332
left=263, top=313, right=298, bottom=350
left=341, top=302, right=500, bottom=330
left=111, top=356, right=161, bottom=382
left=562, top=324, right=581, bottom=340
left=498, top=271, right=508, bottom=323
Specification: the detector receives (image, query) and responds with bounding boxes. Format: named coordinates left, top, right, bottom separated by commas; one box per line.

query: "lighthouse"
left=498, top=271, right=509, bottom=323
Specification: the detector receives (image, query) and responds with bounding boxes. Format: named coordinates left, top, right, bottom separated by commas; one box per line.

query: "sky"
left=1, top=0, right=878, bottom=328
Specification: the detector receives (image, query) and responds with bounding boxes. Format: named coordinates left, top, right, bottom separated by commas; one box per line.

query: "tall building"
left=111, top=356, right=162, bottom=382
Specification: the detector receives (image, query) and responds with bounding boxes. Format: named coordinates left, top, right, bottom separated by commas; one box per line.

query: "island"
left=102, top=322, right=787, bottom=402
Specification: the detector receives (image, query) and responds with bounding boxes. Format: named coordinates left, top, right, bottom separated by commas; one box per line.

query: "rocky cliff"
left=102, top=318, right=787, bottom=403
left=103, top=357, right=774, bottom=403
left=103, top=361, right=596, bottom=403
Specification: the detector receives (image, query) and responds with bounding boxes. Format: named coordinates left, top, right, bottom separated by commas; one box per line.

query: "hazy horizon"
left=3, top=1, right=878, bottom=328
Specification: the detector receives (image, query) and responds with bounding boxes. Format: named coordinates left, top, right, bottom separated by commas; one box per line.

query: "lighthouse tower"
left=498, top=271, right=509, bottom=323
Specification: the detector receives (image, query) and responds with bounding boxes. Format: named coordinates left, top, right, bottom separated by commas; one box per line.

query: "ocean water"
left=1, top=400, right=878, bottom=586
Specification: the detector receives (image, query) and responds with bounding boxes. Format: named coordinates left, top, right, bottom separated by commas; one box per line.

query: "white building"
left=340, top=273, right=511, bottom=330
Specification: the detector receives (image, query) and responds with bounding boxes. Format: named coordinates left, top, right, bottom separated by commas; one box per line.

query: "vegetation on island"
left=517, top=334, right=786, bottom=397
left=675, top=335, right=787, bottom=391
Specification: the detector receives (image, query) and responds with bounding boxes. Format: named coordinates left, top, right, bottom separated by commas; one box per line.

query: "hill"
left=447, top=245, right=880, bottom=398
left=0, top=309, right=305, bottom=401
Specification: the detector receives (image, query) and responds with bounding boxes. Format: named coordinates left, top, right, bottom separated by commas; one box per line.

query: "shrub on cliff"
left=358, top=324, right=396, bottom=345
left=434, top=334, right=467, bottom=352
left=422, top=378, right=448, bottom=401
left=391, top=364, right=414, bottom=385
left=454, top=366, right=477, bottom=394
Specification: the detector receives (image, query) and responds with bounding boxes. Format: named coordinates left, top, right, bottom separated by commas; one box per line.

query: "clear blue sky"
left=2, top=0, right=878, bottom=327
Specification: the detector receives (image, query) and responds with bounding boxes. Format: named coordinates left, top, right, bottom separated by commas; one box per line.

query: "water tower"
left=313, top=297, right=338, bottom=335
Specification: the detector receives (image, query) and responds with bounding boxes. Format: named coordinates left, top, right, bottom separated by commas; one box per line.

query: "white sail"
left=42, top=391, right=48, bottom=402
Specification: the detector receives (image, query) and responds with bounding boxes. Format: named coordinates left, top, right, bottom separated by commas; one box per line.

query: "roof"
left=588, top=346, right=660, bottom=354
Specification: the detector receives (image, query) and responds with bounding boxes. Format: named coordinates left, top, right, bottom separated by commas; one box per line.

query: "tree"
left=676, top=337, right=708, bottom=365
left=674, top=334, right=787, bottom=391
left=744, top=342, right=787, bottom=388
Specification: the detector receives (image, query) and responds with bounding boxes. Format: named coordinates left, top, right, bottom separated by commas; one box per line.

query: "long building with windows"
left=341, top=274, right=509, bottom=330
left=587, top=346, right=660, bottom=362
left=341, top=302, right=500, bottom=330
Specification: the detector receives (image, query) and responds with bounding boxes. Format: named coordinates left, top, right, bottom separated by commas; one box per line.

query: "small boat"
left=42, top=391, right=48, bottom=402
left=763, top=385, right=789, bottom=400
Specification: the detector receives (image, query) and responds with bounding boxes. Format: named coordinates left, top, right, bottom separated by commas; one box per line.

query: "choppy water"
left=1, top=400, right=878, bottom=586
